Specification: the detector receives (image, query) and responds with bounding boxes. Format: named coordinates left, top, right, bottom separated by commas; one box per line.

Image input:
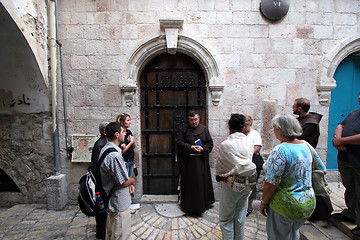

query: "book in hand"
left=195, top=139, right=203, bottom=147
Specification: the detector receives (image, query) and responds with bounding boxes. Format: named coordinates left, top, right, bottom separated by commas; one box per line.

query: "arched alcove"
left=317, top=34, right=360, bottom=105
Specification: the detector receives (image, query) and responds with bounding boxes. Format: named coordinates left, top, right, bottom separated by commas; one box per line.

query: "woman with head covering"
left=216, top=113, right=257, bottom=239
left=260, top=114, right=326, bottom=240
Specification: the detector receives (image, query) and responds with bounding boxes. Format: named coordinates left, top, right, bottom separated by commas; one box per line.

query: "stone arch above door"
left=121, top=33, right=224, bottom=106
left=317, top=33, right=360, bottom=105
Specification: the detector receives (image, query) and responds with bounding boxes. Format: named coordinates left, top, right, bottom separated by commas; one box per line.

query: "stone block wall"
left=54, top=0, right=360, bottom=202
left=0, top=113, right=53, bottom=207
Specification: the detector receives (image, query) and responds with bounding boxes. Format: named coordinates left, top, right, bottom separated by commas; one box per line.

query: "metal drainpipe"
left=49, top=0, right=61, bottom=175
left=54, top=0, right=72, bottom=158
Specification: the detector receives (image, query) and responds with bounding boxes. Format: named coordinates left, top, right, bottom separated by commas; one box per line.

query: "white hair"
left=272, top=114, right=303, bottom=138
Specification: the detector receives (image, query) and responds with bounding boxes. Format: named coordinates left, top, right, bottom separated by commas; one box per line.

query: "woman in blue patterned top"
left=260, top=114, right=326, bottom=240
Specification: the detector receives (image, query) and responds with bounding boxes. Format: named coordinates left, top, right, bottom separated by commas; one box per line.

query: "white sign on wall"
left=71, top=134, right=97, bottom=163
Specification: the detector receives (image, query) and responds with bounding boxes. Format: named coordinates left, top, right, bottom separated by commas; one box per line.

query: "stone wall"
left=0, top=0, right=357, bottom=205
left=0, top=0, right=52, bottom=207
left=0, top=113, right=53, bottom=207
left=55, top=0, right=359, bottom=202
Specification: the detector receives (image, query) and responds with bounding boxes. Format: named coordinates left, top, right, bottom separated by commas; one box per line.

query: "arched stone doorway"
left=326, top=54, right=360, bottom=170
left=140, top=52, right=207, bottom=194
left=317, top=34, right=360, bottom=169
left=120, top=33, right=225, bottom=107
left=121, top=30, right=224, bottom=197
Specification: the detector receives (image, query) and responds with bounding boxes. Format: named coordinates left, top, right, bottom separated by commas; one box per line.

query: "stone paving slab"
left=302, top=220, right=351, bottom=240
left=301, top=182, right=360, bottom=240
left=0, top=181, right=357, bottom=240
left=130, top=201, right=268, bottom=240
left=0, top=201, right=268, bottom=240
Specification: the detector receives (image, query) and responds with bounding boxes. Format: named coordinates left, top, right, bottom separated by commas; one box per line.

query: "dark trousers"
left=338, top=160, right=360, bottom=226
left=309, top=195, right=333, bottom=220
left=95, top=211, right=107, bottom=239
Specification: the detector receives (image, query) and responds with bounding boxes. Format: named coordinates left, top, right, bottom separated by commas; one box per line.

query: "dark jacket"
left=298, top=112, right=323, bottom=148
left=91, top=136, right=107, bottom=170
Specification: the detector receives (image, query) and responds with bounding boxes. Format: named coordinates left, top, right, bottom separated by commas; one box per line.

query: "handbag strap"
left=303, top=141, right=316, bottom=169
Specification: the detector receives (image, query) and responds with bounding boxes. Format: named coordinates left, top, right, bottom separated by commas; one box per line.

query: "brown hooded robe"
left=177, top=123, right=215, bottom=214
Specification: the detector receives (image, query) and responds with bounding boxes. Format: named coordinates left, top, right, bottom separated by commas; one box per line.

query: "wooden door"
left=140, top=53, right=206, bottom=194
left=327, top=54, right=360, bottom=170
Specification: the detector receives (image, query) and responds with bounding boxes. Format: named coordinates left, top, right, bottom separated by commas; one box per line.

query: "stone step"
left=300, top=180, right=360, bottom=240
left=301, top=220, right=351, bottom=240
left=329, top=218, right=360, bottom=240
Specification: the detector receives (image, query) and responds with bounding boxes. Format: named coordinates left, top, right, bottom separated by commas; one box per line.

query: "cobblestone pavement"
left=0, top=182, right=352, bottom=240
left=130, top=201, right=267, bottom=240
left=0, top=200, right=267, bottom=240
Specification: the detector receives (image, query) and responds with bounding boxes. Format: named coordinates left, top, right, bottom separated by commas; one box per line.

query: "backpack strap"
left=94, top=147, right=117, bottom=193
left=96, top=147, right=117, bottom=169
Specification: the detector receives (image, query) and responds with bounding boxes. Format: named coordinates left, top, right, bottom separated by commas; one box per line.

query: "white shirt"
left=246, top=129, right=262, bottom=146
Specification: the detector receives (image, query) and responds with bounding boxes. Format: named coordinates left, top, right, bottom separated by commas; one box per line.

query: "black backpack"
left=78, top=147, right=117, bottom=217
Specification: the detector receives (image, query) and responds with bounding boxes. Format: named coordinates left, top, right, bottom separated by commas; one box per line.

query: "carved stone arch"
left=317, top=34, right=360, bottom=105
left=1, top=1, right=47, bottom=87
left=121, top=33, right=225, bottom=106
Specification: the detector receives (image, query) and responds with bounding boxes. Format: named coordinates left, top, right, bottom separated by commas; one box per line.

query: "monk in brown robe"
left=177, top=111, right=215, bottom=215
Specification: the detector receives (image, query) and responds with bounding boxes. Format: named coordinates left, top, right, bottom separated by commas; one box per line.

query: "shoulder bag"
left=304, top=141, right=331, bottom=197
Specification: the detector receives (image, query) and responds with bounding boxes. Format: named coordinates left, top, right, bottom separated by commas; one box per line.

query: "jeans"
left=266, top=208, right=307, bottom=240
left=219, top=181, right=251, bottom=240
left=125, top=161, right=134, bottom=178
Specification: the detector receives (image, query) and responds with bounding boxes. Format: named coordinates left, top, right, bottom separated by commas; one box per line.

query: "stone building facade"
left=0, top=0, right=359, bottom=207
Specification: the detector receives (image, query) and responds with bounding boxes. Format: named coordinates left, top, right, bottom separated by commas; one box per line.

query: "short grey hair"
left=99, top=121, right=109, bottom=137
left=272, top=114, right=303, bottom=139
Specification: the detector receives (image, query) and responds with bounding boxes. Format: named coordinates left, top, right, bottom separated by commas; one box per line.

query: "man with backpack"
left=100, top=122, right=135, bottom=240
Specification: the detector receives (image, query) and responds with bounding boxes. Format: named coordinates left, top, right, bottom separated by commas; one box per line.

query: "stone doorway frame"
left=120, top=21, right=225, bottom=107
left=317, top=33, right=360, bottom=105
left=120, top=21, right=225, bottom=198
